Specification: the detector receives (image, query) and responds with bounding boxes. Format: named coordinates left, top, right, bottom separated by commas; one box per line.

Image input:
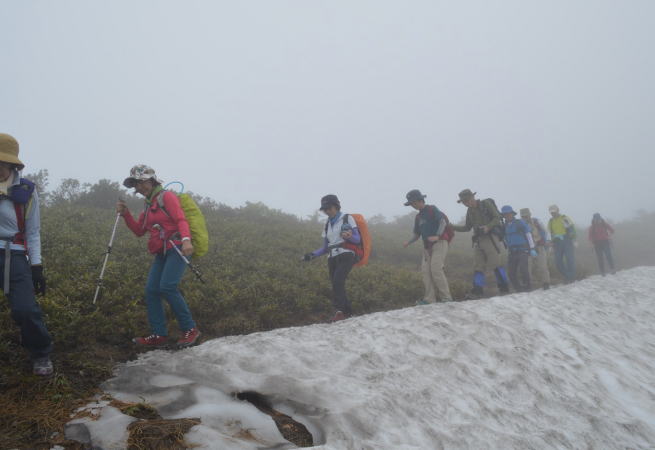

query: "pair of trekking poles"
left=92, top=208, right=205, bottom=305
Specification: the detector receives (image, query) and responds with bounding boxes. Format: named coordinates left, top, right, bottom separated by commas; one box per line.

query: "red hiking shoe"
left=177, top=328, right=201, bottom=348
left=132, top=334, right=168, bottom=347
left=330, top=311, right=347, bottom=322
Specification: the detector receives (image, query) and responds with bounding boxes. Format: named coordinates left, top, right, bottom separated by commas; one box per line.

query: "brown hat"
left=457, top=189, right=476, bottom=203
left=0, top=133, right=25, bottom=170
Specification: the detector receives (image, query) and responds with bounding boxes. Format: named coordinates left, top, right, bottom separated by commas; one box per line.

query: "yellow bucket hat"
left=0, top=133, right=25, bottom=170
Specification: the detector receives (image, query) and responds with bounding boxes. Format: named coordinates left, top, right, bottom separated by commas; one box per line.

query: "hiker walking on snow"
left=451, top=189, right=510, bottom=298
left=589, top=213, right=616, bottom=276
left=303, top=195, right=361, bottom=322
left=520, top=208, right=551, bottom=290
left=117, top=165, right=201, bottom=348
left=0, top=134, right=53, bottom=376
left=402, top=189, right=453, bottom=303
left=548, top=205, right=577, bottom=283
left=501, top=206, right=536, bottom=292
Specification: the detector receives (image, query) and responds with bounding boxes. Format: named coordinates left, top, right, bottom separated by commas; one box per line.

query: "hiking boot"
left=465, top=286, right=484, bottom=300
left=133, top=334, right=168, bottom=347
left=415, top=299, right=431, bottom=306
left=177, top=328, right=201, bottom=348
left=330, top=311, right=347, bottom=322
left=543, top=283, right=550, bottom=290
left=33, top=356, right=53, bottom=376
left=498, top=284, right=510, bottom=295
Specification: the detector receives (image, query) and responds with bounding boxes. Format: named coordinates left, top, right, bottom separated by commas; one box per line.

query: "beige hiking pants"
left=530, top=245, right=551, bottom=286
left=422, top=240, right=452, bottom=302
left=473, top=234, right=504, bottom=273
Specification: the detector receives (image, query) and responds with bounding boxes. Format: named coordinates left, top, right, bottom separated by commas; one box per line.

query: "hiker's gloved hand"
left=32, top=265, right=46, bottom=296
left=303, top=253, right=315, bottom=262
left=530, top=249, right=538, bottom=258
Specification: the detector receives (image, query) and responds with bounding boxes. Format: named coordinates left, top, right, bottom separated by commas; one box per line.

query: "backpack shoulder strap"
left=10, top=179, right=35, bottom=248
left=157, top=190, right=172, bottom=218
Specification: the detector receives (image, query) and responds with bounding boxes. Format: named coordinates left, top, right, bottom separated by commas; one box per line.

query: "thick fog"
left=2, top=1, right=654, bottom=223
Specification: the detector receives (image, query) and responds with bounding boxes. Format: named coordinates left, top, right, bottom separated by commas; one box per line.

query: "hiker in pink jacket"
left=117, top=165, right=201, bottom=349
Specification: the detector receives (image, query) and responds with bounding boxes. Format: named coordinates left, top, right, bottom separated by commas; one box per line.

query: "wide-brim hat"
left=320, top=194, right=340, bottom=211
left=0, top=133, right=25, bottom=170
left=501, top=205, right=517, bottom=215
left=404, top=189, right=427, bottom=206
left=123, top=164, right=164, bottom=188
left=457, top=189, right=476, bottom=203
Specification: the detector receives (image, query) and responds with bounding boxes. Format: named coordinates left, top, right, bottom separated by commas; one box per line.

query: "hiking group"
left=0, top=132, right=618, bottom=376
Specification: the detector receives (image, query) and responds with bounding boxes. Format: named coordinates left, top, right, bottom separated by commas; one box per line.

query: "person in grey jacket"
left=0, top=133, right=52, bottom=376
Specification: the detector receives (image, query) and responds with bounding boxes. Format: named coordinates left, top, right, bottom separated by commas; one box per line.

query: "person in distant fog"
left=520, top=208, right=551, bottom=290
left=589, top=213, right=616, bottom=276
left=548, top=205, right=577, bottom=283
left=501, top=205, right=536, bottom=292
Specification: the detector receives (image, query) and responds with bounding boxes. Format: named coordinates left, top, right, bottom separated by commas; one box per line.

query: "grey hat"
left=457, top=189, right=477, bottom=203
left=123, top=164, right=164, bottom=188
left=549, top=204, right=560, bottom=213
left=404, top=189, right=427, bottom=206
left=519, top=208, right=531, bottom=217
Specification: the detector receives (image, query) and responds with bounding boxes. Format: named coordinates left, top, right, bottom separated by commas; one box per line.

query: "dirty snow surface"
left=76, top=267, right=655, bottom=449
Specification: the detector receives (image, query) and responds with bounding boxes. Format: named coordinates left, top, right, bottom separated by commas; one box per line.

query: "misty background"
left=2, top=1, right=654, bottom=223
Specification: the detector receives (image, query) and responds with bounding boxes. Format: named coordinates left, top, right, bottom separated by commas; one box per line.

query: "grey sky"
left=2, top=1, right=654, bottom=224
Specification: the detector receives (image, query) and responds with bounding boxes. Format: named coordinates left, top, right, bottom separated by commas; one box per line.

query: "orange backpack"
left=325, top=213, right=372, bottom=267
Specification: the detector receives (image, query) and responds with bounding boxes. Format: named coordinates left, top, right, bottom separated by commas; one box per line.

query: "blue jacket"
left=504, top=218, right=534, bottom=251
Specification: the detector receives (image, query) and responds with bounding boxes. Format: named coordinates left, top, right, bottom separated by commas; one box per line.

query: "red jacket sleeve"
left=163, top=191, right=191, bottom=240
left=123, top=209, right=147, bottom=237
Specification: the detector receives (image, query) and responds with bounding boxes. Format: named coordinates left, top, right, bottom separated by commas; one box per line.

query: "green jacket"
left=452, top=199, right=502, bottom=232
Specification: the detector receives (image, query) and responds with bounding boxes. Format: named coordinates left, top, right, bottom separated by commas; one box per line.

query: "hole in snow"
left=236, top=391, right=314, bottom=447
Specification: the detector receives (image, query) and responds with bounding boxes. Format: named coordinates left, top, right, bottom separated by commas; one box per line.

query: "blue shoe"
left=415, top=299, right=430, bottom=306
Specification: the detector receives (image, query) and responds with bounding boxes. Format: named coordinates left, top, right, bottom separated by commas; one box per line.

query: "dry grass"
left=127, top=417, right=201, bottom=450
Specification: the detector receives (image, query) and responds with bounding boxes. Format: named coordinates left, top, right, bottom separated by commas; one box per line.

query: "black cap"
left=404, top=189, right=427, bottom=206
left=320, top=194, right=340, bottom=211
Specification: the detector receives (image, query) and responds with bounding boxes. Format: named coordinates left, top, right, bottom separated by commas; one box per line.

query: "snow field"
left=70, top=267, right=655, bottom=449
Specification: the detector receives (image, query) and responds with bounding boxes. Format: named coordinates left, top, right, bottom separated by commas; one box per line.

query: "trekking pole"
left=167, top=240, right=206, bottom=283
left=93, top=212, right=122, bottom=304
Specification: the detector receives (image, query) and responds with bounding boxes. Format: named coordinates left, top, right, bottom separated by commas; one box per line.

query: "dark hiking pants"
left=508, top=249, right=531, bottom=292
left=594, top=240, right=615, bottom=275
left=328, top=252, right=355, bottom=315
left=1, top=251, right=52, bottom=359
left=553, top=237, right=576, bottom=282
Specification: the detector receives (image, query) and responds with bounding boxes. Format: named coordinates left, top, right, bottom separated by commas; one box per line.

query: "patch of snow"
left=71, top=406, right=137, bottom=449
left=72, top=267, right=655, bottom=449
